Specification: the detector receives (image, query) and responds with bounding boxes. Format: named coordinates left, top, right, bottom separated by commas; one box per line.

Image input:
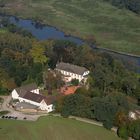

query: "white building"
left=11, top=83, right=54, bottom=112
left=129, top=110, right=140, bottom=120
left=56, top=62, right=90, bottom=83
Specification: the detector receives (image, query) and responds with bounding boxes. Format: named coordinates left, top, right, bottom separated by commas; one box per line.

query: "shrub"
left=117, top=125, right=128, bottom=140
left=71, top=79, right=79, bottom=86
left=0, top=111, right=10, bottom=116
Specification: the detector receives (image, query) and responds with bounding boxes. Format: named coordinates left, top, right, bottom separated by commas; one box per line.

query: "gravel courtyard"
left=0, top=95, right=48, bottom=121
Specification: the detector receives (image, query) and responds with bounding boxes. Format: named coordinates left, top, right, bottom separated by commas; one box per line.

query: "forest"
left=0, top=16, right=140, bottom=140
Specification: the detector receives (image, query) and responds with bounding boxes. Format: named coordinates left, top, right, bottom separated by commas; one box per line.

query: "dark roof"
left=56, top=62, right=88, bottom=75
left=15, top=83, right=37, bottom=96
left=15, top=83, right=54, bottom=105
left=17, top=89, right=27, bottom=98
left=22, top=92, right=55, bottom=105
left=23, top=92, right=45, bottom=103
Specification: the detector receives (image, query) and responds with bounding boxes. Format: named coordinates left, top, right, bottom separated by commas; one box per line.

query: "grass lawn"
left=0, top=0, right=140, bottom=55
left=0, top=116, right=122, bottom=140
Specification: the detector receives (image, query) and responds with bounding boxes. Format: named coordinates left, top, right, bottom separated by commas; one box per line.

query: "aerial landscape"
left=0, top=0, right=140, bottom=140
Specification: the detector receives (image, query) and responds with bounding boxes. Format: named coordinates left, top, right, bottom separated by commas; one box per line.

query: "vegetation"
left=0, top=97, right=4, bottom=103
left=0, top=28, right=8, bottom=33
left=71, top=79, right=79, bottom=86
left=0, top=111, right=10, bottom=116
left=0, top=17, right=33, bottom=37
left=104, top=0, right=140, bottom=14
left=0, top=15, right=140, bottom=139
left=0, top=0, right=140, bottom=55
left=43, top=70, right=64, bottom=94
left=118, top=120, right=140, bottom=140
left=0, top=116, right=122, bottom=140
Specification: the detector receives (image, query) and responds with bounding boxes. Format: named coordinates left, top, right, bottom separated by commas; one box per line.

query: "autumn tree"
left=30, top=41, right=48, bottom=65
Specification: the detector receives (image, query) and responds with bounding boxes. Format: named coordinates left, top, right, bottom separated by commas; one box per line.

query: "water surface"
left=3, top=16, right=140, bottom=72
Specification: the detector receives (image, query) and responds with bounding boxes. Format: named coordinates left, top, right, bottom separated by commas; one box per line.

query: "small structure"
left=60, top=86, right=79, bottom=95
left=129, top=110, right=140, bottom=120
left=11, top=83, right=54, bottom=113
left=56, top=62, right=90, bottom=83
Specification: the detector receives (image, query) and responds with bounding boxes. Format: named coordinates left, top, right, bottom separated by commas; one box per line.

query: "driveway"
left=0, top=95, right=48, bottom=121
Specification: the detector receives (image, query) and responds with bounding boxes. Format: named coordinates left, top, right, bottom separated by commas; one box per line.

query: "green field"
left=0, top=0, right=140, bottom=55
left=0, top=116, right=121, bottom=140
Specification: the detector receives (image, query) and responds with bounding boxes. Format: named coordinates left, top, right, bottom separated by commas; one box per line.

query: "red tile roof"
left=60, top=86, right=79, bottom=95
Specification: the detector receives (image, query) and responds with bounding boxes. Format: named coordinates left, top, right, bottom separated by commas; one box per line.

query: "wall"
left=57, top=69, right=85, bottom=82
left=11, top=89, right=19, bottom=99
left=31, top=89, right=40, bottom=94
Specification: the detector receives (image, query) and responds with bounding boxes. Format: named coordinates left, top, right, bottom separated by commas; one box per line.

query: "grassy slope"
left=0, top=116, right=122, bottom=140
left=0, top=0, right=140, bottom=55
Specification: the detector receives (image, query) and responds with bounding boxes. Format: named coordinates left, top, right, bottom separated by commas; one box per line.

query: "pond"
left=2, top=16, right=140, bottom=72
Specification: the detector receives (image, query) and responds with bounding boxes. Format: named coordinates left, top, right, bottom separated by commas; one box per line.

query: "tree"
left=71, top=79, right=79, bottom=86
left=61, top=94, right=92, bottom=118
left=44, top=70, right=64, bottom=91
left=92, top=97, right=117, bottom=129
left=92, top=93, right=129, bottom=129
left=128, top=120, right=140, bottom=140
left=118, top=125, right=129, bottom=140
left=115, top=111, right=128, bottom=127
left=30, top=42, right=48, bottom=65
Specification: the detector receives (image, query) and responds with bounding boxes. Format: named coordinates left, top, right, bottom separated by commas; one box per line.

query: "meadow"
left=0, top=116, right=122, bottom=140
left=0, top=0, right=140, bottom=55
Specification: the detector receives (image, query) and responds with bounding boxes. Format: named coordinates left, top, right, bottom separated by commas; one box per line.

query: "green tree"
left=71, top=79, right=79, bottom=86
left=61, top=94, right=92, bottom=118
left=30, top=42, right=48, bottom=65
left=128, top=120, right=140, bottom=140
left=118, top=125, right=128, bottom=140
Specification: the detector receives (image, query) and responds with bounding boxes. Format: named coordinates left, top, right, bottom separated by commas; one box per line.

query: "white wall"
left=31, top=89, right=40, bottom=94
left=18, top=97, right=53, bottom=112
left=47, top=104, right=54, bottom=113
left=11, top=89, right=19, bottom=99
left=83, top=71, right=90, bottom=76
left=11, top=87, right=54, bottom=112
left=57, top=69, right=89, bottom=82
left=39, top=100, right=53, bottom=112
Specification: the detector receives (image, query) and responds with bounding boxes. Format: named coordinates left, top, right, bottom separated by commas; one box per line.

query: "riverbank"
left=0, top=0, right=140, bottom=55
left=1, top=14, right=139, bottom=72
left=1, top=14, right=140, bottom=59
left=96, top=47, right=140, bottom=58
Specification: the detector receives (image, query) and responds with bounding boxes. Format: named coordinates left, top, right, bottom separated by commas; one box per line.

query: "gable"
left=40, top=100, right=47, bottom=106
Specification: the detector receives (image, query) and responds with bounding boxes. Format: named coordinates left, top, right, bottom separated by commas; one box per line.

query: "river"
left=1, top=16, right=140, bottom=72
